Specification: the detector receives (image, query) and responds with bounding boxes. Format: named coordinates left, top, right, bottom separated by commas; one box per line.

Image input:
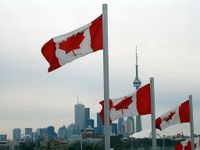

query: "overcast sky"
left=0, top=0, right=200, bottom=139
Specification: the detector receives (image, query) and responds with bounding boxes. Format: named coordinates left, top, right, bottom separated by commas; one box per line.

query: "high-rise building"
left=96, top=112, right=103, bottom=134
left=32, top=132, right=38, bottom=142
left=85, top=119, right=94, bottom=129
left=127, top=116, right=135, bottom=134
left=124, top=119, right=134, bottom=136
left=47, top=126, right=56, bottom=140
left=68, top=123, right=79, bottom=137
left=118, top=118, right=124, bottom=135
left=85, top=107, right=92, bottom=129
left=0, top=134, right=7, bottom=141
left=85, top=108, right=90, bottom=120
left=24, top=128, right=32, bottom=142
left=111, top=123, right=117, bottom=135
left=119, top=118, right=135, bottom=137
left=13, top=128, right=21, bottom=141
left=75, top=103, right=85, bottom=130
left=36, top=128, right=47, bottom=140
left=58, top=125, right=68, bottom=140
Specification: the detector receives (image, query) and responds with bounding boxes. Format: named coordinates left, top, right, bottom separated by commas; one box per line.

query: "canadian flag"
left=100, top=83, right=151, bottom=124
left=175, top=140, right=192, bottom=150
left=175, top=137, right=200, bottom=150
left=41, top=15, right=102, bottom=72
left=156, top=100, right=190, bottom=130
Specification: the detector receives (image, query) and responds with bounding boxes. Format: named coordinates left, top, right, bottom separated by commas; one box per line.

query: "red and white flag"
left=41, top=15, right=102, bottom=72
left=100, top=83, right=151, bottom=124
left=175, top=137, right=200, bottom=150
left=156, top=100, right=190, bottom=130
left=175, top=140, right=192, bottom=150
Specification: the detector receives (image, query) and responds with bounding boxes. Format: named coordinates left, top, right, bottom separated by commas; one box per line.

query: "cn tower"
left=133, top=46, right=142, bottom=132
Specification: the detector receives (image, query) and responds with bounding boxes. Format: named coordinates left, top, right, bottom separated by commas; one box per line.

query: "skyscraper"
left=133, top=46, right=142, bottom=132
left=0, top=134, right=7, bottom=141
left=96, top=112, right=103, bottom=134
left=85, top=108, right=90, bottom=120
left=68, top=123, right=79, bottom=137
left=36, top=128, right=47, bottom=140
left=58, top=125, right=68, bottom=140
left=75, top=103, right=85, bottom=130
left=111, top=123, right=117, bottom=135
left=127, top=116, right=135, bottom=134
left=85, top=119, right=94, bottom=129
left=124, top=119, right=134, bottom=136
left=117, top=118, right=124, bottom=135
left=47, top=126, right=56, bottom=140
left=13, top=128, right=21, bottom=141
left=85, top=107, right=91, bottom=129
left=25, top=128, right=32, bottom=142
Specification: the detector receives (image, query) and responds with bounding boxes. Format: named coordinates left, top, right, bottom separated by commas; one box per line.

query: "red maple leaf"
left=113, top=96, right=132, bottom=112
left=164, top=111, right=175, bottom=122
left=59, top=32, right=84, bottom=55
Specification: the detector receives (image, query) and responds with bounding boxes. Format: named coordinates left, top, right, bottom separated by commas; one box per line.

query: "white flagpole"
left=150, top=77, right=157, bottom=150
left=102, top=4, right=110, bottom=150
left=189, top=95, right=195, bottom=150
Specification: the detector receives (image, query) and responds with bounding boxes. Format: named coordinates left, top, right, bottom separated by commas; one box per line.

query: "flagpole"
left=150, top=77, right=157, bottom=150
left=189, top=95, right=195, bottom=150
left=102, top=4, right=110, bottom=150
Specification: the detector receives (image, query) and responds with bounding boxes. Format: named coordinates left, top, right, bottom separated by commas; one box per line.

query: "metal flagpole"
left=189, top=95, right=195, bottom=150
left=80, top=130, right=83, bottom=150
left=162, top=135, right=165, bottom=150
left=80, top=135, right=82, bottom=150
left=102, top=4, right=110, bottom=150
left=150, top=77, right=157, bottom=150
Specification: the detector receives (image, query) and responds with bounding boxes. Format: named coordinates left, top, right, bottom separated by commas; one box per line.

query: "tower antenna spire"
left=136, top=45, right=138, bottom=65
left=133, top=45, right=141, bottom=89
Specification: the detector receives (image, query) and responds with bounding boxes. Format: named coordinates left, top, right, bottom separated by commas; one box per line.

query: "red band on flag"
left=89, top=15, right=103, bottom=51
left=136, top=83, right=151, bottom=115
left=41, top=39, right=61, bottom=72
left=179, top=100, right=190, bottom=123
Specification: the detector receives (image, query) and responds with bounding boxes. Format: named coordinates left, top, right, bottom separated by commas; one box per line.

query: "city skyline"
left=0, top=102, right=107, bottom=140
left=0, top=0, right=200, bottom=139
